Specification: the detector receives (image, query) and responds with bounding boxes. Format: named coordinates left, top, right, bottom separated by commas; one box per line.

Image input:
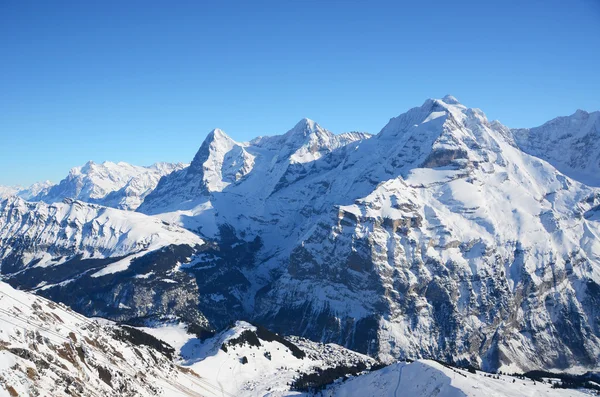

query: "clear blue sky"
left=1, top=0, right=599, bottom=186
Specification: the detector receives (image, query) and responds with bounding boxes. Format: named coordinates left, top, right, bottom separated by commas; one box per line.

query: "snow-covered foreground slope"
left=140, top=320, right=378, bottom=397
left=0, top=281, right=212, bottom=397
left=331, top=360, right=594, bottom=397
left=35, top=161, right=186, bottom=210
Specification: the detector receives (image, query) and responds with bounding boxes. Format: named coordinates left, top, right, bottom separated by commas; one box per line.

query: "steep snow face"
left=35, top=161, right=186, bottom=210
left=512, top=109, right=600, bottom=186
left=0, top=281, right=216, bottom=397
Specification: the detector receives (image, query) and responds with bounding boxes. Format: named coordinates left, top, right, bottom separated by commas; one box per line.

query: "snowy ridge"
left=0, top=196, right=203, bottom=273
left=139, top=320, right=378, bottom=397
left=0, top=280, right=211, bottom=397
left=137, top=119, right=370, bottom=215
left=0, top=181, right=54, bottom=201
left=35, top=161, right=187, bottom=210
left=512, top=109, right=600, bottom=186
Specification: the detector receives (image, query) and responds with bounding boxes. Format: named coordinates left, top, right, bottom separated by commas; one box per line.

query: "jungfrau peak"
left=1, top=96, right=599, bottom=376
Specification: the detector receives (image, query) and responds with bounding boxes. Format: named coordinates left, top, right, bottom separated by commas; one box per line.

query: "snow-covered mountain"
left=0, top=186, right=19, bottom=199
left=0, top=280, right=212, bottom=397
left=0, top=196, right=209, bottom=328
left=0, top=180, right=54, bottom=201
left=137, top=96, right=600, bottom=372
left=2, top=96, right=600, bottom=377
left=512, top=109, right=600, bottom=186
left=137, top=119, right=370, bottom=216
left=35, top=161, right=187, bottom=210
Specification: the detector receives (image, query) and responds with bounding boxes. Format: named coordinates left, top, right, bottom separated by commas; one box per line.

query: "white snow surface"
left=140, top=320, right=377, bottom=397
left=330, top=360, right=593, bottom=397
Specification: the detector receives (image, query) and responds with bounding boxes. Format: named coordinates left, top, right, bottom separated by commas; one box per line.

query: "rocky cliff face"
left=2, top=97, right=599, bottom=373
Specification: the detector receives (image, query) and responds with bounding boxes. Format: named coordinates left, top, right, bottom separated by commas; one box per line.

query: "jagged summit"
left=286, top=117, right=322, bottom=136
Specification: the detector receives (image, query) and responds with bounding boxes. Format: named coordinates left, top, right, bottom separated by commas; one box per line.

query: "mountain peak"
left=286, top=118, right=322, bottom=137
left=207, top=128, right=232, bottom=141
left=441, top=94, right=461, bottom=105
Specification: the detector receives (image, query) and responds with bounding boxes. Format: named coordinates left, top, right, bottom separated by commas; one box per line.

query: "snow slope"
left=330, top=360, right=593, bottom=397
left=140, top=320, right=378, bottom=397
left=2, top=96, right=600, bottom=375
left=0, top=281, right=211, bottom=397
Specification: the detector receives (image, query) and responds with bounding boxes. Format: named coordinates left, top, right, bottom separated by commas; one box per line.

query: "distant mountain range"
left=1, top=96, right=599, bottom=376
